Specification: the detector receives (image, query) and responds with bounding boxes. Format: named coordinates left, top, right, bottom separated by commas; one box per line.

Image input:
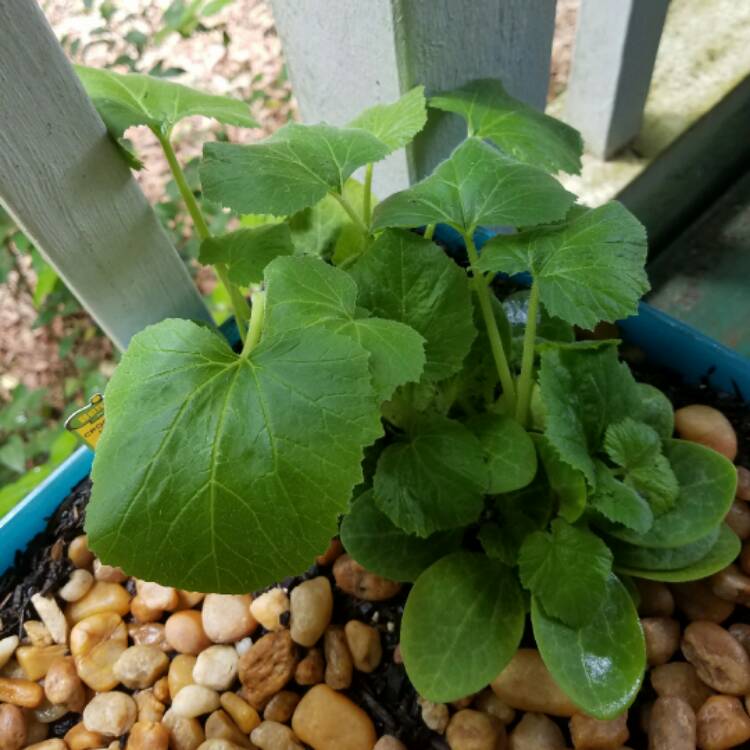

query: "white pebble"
left=172, top=684, right=221, bottom=718
left=58, top=569, right=94, bottom=603
left=235, top=637, right=253, bottom=657
left=192, top=645, right=238, bottom=691
left=0, top=635, right=19, bottom=670
left=83, top=691, right=137, bottom=736
left=250, top=588, right=290, bottom=632
left=30, top=594, right=68, bottom=645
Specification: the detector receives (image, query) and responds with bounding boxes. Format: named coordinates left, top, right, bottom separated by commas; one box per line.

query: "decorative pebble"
left=674, top=404, right=737, bottom=460
left=344, top=620, right=382, bottom=673
left=134, top=689, right=165, bottom=723
left=569, top=711, right=628, bottom=749
left=289, top=578, right=333, bottom=647
left=162, top=708, right=205, bottom=750
left=473, top=689, right=515, bottom=725
left=682, top=621, right=750, bottom=694
left=641, top=617, right=680, bottom=666
left=154, top=677, right=170, bottom=704
left=169, top=654, right=197, bottom=700
left=323, top=626, right=353, bottom=690
left=250, top=589, right=290, bottom=632
left=649, top=696, right=695, bottom=750
left=0, top=677, right=44, bottom=708
left=68, top=535, right=94, bottom=569
left=165, top=611, right=212, bottom=655
left=333, top=555, right=402, bottom=601
left=445, top=709, right=504, bottom=750
left=492, top=649, right=577, bottom=716
left=316, top=538, right=344, bottom=566
left=696, top=695, right=750, bottom=750
left=193, top=646, right=239, bottom=692
left=710, top=563, right=750, bottom=605
left=635, top=579, right=675, bottom=618
left=294, top=648, right=324, bottom=686
left=172, top=685, right=221, bottom=719
left=63, top=721, right=106, bottom=750
left=15, top=644, right=67, bottom=681
left=202, top=595, right=256, bottom=644
left=65, top=582, right=131, bottom=624
left=131, top=596, right=162, bottom=625
left=417, top=697, right=450, bottom=733
left=136, top=581, right=179, bottom=612
left=238, top=630, right=298, bottom=709
left=126, top=720, right=170, bottom=750
left=373, top=737, right=408, bottom=750
left=113, top=645, right=170, bottom=689
left=291, top=684, right=377, bottom=750
left=93, top=560, right=128, bottom=583
left=737, top=466, right=750, bottom=501
left=671, top=580, right=734, bottom=623
left=22, top=716, right=47, bottom=746
left=44, top=656, right=81, bottom=705
left=650, top=662, right=714, bottom=711
left=24, top=741, right=66, bottom=750
left=0, top=703, right=26, bottom=750
left=264, top=691, right=300, bottom=724
left=0, top=638, right=18, bottom=671
left=235, top=638, right=253, bottom=657
left=59, top=569, right=95, bottom=603
left=195, top=741, right=241, bottom=750
left=30, top=595, right=67, bottom=645
left=508, top=712, right=565, bottom=750
left=204, top=709, right=252, bottom=748
left=725, top=501, right=750, bottom=540
left=83, top=691, right=137, bottom=736
left=728, top=623, right=750, bottom=655
left=70, top=612, right=128, bottom=692
left=250, top=721, right=304, bottom=750
left=23, top=622, right=52, bottom=647
left=129, top=623, right=171, bottom=652
left=219, top=693, right=260, bottom=734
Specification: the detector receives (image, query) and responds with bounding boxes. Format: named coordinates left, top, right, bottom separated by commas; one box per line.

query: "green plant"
left=79, top=72, right=738, bottom=719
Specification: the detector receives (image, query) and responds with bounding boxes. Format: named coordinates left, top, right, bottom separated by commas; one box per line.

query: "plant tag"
left=65, top=393, right=105, bottom=449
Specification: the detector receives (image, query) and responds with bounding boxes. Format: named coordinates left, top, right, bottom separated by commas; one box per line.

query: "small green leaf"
left=589, top=461, right=654, bottom=534
left=476, top=203, right=649, bottom=329
left=263, top=256, right=425, bottom=401
left=0, top=435, right=26, bottom=474
left=604, top=440, right=737, bottom=548
left=519, top=519, right=613, bottom=628
left=401, top=552, right=525, bottom=702
left=340, top=490, right=463, bottom=582
left=532, top=574, right=646, bottom=719
left=373, top=414, right=487, bottom=536
left=372, top=137, right=575, bottom=234
left=350, top=230, right=476, bottom=382
left=627, top=456, right=680, bottom=516
left=605, top=419, right=661, bottom=469
left=616, top=525, right=741, bottom=582
left=201, top=122, right=390, bottom=216
left=76, top=65, right=257, bottom=138
left=634, top=384, right=674, bottom=440
left=533, top=434, right=587, bottom=523
left=349, top=86, right=427, bottom=151
left=468, top=414, right=537, bottom=493
left=430, top=79, right=583, bottom=174
left=87, top=318, right=383, bottom=593
left=199, top=224, right=294, bottom=286
left=539, top=344, right=640, bottom=484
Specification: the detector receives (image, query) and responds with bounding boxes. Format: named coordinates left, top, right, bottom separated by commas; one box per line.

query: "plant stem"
left=515, top=280, right=540, bottom=426
left=242, top=291, right=265, bottom=357
left=362, top=163, right=373, bottom=227
left=424, top=223, right=436, bottom=241
left=464, top=232, right=517, bottom=413
left=155, top=131, right=249, bottom=342
left=331, top=190, right=369, bottom=235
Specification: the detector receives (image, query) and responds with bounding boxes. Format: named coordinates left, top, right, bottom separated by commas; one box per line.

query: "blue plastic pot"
left=2, top=229, right=749, bottom=576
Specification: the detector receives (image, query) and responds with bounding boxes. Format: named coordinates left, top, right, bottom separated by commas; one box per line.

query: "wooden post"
left=271, top=0, right=557, bottom=195
left=564, top=0, right=670, bottom=159
left=0, top=0, right=212, bottom=351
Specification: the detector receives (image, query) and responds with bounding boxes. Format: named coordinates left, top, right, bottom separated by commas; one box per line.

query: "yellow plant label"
left=65, top=393, right=105, bottom=449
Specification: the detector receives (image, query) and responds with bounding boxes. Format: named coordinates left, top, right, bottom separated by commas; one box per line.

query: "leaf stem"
left=242, top=291, right=265, bottom=357
left=516, top=280, right=540, bottom=427
left=464, top=232, right=517, bottom=413
left=362, top=163, right=374, bottom=227
left=155, top=130, right=249, bottom=342
left=331, top=190, right=369, bottom=235
left=424, top=223, right=436, bottom=241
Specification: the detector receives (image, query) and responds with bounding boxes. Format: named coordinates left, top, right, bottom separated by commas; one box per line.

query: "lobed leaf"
left=350, top=230, right=476, bottom=382
left=531, top=574, right=646, bottom=719
left=430, top=78, right=583, bottom=174
left=340, top=490, right=463, bottom=582
left=401, top=552, right=525, bottom=702
left=371, top=137, right=575, bottom=234
left=589, top=461, right=654, bottom=534
left=349, top=86, right=427, bottom=151
left=199, top=223, right=294, bottom=286
left=373, top=414, right=487, bottom=537
left=201, top=122, right=390, bottom=216
left=87, top=318, right=383, bottom=593
left=476, top=202, right=649, bottom=329
left=519, top=519, right=613, bottom=628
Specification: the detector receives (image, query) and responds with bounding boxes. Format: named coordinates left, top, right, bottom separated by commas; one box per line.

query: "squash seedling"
left=78, top=71, right=739, bottom=719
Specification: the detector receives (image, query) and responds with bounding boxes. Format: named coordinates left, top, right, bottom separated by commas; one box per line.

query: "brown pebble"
left=569, top=712, right=628, bottom=749
left=0, top=678, right=44, bottom=708
left=130, top=597, right=162, bottom=625
left=250, top=720, right=303, bottom=750
left=725, top=501, right=750, bottom=540
left=153, top=677, right=170, bottom=704
left=324, top=626, right=353, bottom=690
left=294, top=648, right=324, bottom=686
left=162, top=708, right=205, bottom=750
left=204, top=710, right=252, bottom=748
left=650, top=662, right=714, bottom=711
left=417, top=697, right=450, bottom=734
left=333, top=555, right=402, bottom=601
left=64, top=721, right=106, bottom=750
left=373, top=737, right=408, bottom=750
left=671, top=581, right=735, bottom=623
left=635, top=580, right=675, bottom=618
left=65, top=582, right=131, bottom=623
left=68, top=535, right=94, bottom=569
left=474, top=689, right=515, bottom=725
left=165, top=611, right=211, bottom=655
left=682, top=621, right=750, bottom=694
left=446, top=709, right=504, bottom=750
left=219, top=693, right=260, bottom=734
left=264, top=691, right=300, bottom=724
left=711, top=563, right=750, bottom=605
left=0, top=703, right=26, bottom=750
left=70, top=612, right=128, bottom=692
left=16, top=645, right=67, bottom=681
left=642, top=618, right=680, bottom=666
left=344, top=621, right=382, bottom=673
left=44, top=657, right=81, bottom=705
left=736, top=466, right=750, bottom=500
left=728, top=623, right=750, bottom=656
left=238, top=630, right=298, bottom=709
left=509, top=712, right=564, bottom=749
left=316, top=538, right=344, bottom=566
left=674, top=404, right=737, bottom=460
left=649, top=696, right=695, bottom=750
left=697, top=695, right=750, bottom=750
left=126, top=721, right=170, bottom=750
left=289, top=577, right=333, bottom=647
left=133, top=690, right=165, bottom=724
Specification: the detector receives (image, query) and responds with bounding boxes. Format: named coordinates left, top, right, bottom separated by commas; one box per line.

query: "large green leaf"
left=350, top=230, right=476, bottom=382
left=340, top=490, right=462, bottom=583
left=468, top=414, right=537, bottom=493
left=538, top=344, right=640, bottom=484
left=519, top=519, right=613, bottom=628
left=371, top=137, right=575, bottom=234
left=373, top=414, right=487, bottom=536
left=199, top=224, right=294, bottom=286
left=607, top=527, right=720, bottom=572
left=77, top=65, right=257, bottom=137
left=87, top=319, right=383, bottom=593
left=430, top=79, right=582, bottom=174
left=603, top=439, right=737, bottom=548
left=616, top=525, right=741, bottom=582
left=476, top=203, right=649, bottom=329
left=349, top=86, right=427, bottom=151
left=201, top=122, right=390, bottom=216
left=401, top=552, right=525, bottom=702
left=532, top=574, right=646, bottom=719
left=264, top=256, right=425, bottom=401
left=533, top=434, right=587, bottom=523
